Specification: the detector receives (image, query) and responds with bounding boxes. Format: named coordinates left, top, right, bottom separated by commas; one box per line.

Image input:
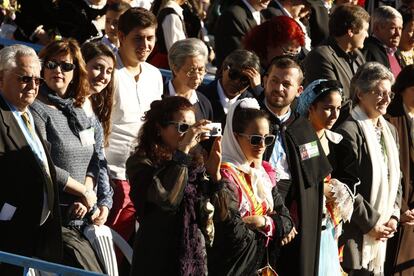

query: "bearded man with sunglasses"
left=259, top=57, right=332, bottom=276
left=0, top=45, right=62, bottom=275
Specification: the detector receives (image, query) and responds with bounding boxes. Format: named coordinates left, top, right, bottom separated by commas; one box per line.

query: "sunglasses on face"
left=226, top=66, right=249, bottom=86
left=238, top=133, right=276, bottom=146
left=166, top=121, right=193, bottom=134
left=44, top=60, right=76, bottom=72
left=15, top=73, right=44, bottom=85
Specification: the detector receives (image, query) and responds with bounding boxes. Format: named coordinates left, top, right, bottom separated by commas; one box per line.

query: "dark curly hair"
left=134, top=97, right=195, bottom=164
left=81, top=42, right=116, bottom=147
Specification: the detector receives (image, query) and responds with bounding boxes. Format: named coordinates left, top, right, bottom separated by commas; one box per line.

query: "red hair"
left=244, top=16, right=305, bottom=61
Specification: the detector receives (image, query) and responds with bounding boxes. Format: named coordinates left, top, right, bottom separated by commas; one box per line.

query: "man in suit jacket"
left=363, top=6, right=405, bottom=78
left=0, top=45, right=62, bottom=275
left=303, top=4, right=369, bottom=124
left=199, top=49, right=262, bottom=126
left=214, top=0, right=270, bottom=68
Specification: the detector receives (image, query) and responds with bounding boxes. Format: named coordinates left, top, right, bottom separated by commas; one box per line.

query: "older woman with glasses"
left=208, top=98, right=295, bottom=276
left=126, top=96, right=223, bottom=275
left=164, top=38, right=213, bottom=121
left=30, top=38, right=104, bottom=272
left=332, top=62, right=402, bottom=276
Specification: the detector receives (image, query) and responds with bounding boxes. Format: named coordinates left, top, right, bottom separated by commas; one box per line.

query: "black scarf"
left=39, top=83, right=85, bottom=137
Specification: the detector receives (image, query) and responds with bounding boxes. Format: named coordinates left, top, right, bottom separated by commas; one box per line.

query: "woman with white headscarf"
left=208, top=98, right=295, bottom=276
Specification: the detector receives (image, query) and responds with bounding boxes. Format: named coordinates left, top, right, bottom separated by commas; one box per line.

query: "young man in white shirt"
left=105, top=7, right=163, bottom=245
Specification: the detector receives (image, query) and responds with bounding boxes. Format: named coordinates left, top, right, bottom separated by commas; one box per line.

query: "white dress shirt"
left=217, top=80, right=241, bottom=114
left=105, top=54, right=163, bottom=180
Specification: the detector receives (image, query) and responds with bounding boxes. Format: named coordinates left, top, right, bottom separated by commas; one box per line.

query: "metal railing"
left=0, top=250, right=106, bottom=276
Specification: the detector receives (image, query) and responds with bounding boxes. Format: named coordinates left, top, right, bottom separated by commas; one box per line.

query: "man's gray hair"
left=168, top=38, right=208, bottom=70
left=0, top=44, right=40, bottom=72
left=350, top=62, right=394, bottom=104
left=372, top=5, right=402, bottom=28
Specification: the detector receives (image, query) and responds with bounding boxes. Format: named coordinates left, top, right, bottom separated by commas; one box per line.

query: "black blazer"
left=261, top=0, right=283, bottom=19
left=214, top=0, right=261, bottom=68
left=0, top=96, right=62, bottom=270
left=163, top=82, right=214, bottom=121
left=198, top=79, right=254, bottom=126
left=363, top=36, right=406, bottom=69
left=303, top=37, right=366, bottom=102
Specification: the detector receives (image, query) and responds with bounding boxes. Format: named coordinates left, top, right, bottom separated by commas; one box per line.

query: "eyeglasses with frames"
left=237, top=133, right=276, bottom=146
left=186, top=67, right=206, bottom=78
left=226, top=66, right=249, bottom=86
left=166, top=121, right=193, bottom=134
left=15, top=74, right=44, bottom=85
left=370, top=90, right=395, bottom=100
left=44, top=60, right=76, bottom=72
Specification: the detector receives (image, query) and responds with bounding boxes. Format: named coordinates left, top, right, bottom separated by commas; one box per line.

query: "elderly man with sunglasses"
left=0, top=44, right=62, bottom=275
left=259, top=57, right=332, bottom=276
left=200, top=49, right=263, bottom=126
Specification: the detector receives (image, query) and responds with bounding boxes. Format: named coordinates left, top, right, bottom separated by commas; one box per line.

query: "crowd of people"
left=1, top=0, right=414, bottom=276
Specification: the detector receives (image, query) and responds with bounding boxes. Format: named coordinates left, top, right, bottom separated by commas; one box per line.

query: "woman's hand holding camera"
left=206, top=137, right=222, bottom=182
left=178, top=119, right=212, bottom=154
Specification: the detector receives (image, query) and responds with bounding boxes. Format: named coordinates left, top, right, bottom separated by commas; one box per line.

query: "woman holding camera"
left=208, top=98, right=295, bottom=276
left=126, top=96, right=223, bottom=275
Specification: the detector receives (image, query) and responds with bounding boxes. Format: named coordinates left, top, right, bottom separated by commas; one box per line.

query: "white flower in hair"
left=238, top=98, right=260, bottom=110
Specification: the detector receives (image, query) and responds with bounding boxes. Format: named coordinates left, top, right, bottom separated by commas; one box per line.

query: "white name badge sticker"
left=79, top=128, right=95, bottom=147
left=299, top=141, right=320, bottom=161
left=0, top=203, right=16, bottom=221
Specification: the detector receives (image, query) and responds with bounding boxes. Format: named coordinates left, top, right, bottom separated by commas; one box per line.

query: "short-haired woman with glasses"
left=331, top=62, right=402, bottom=275
left=208, top=98, right=295, bottom=276
left=164, top=38, right=213, bottom=121
left=126, top=96, right=223, bottom=275
left=30, top=38, right=104, bottom=272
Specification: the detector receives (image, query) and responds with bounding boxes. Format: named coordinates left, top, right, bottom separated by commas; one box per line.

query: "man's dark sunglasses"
left=226, top=66, right=249, bottom=86
left=15, top=74, right=44, bottom=85
left=44, top=61, right=76, bottom=72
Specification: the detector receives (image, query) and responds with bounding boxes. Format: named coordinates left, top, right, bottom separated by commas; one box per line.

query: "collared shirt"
left=0, top=94, right=50, bottom=225
left=241, top=0, right=261, bottom=25
left=217, top=80, right=241, bottom=114
left=265, top=99, right=292, bottom=180
left=106, top=53, right=163, bottom=180
left=168, top=80, right=199, bottom=104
